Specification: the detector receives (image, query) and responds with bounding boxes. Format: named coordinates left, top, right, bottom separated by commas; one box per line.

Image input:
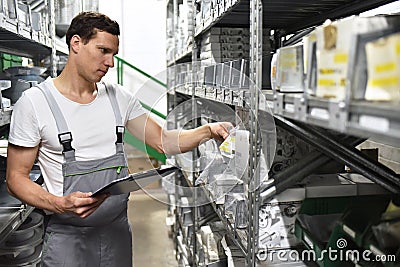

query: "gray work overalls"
left=38, top=82, right=132, bottom=267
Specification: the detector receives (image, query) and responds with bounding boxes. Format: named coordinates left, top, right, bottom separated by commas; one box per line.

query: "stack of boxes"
left=176, top=0, right=193, bottom=57
left=200, top=27, right=250, bottom=90
left=167, top=0, right=193, bottom=63
left=200, top=27, right=250, bottom=64
left=166, top=5, right=174, bottom=63
left=200, top=28, right=274, bottom=89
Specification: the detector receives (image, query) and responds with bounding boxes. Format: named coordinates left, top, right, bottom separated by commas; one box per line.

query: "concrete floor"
left=128, top=189, right=177, bottom=267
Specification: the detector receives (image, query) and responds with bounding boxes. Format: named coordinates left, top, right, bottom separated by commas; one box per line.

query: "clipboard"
left=91, top=165, right=178, bottom=197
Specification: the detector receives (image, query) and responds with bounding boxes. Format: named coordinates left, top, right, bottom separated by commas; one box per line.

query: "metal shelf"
left=200, top=186, right=248, bottom=257
left=175, top=83, right=400, bottom=154
left=347, top=101, right=400, bottom=146
left=167, top=44, right=193, bottom=67
left=195, top=0, right=247, bottom=38
left=194, top=0, right=399, bottom=38
left=263, top=0, right=398, bottom=34
left=272, top=92, right=400, bottom=147
left=0, top=1, right=64, bottom=256
left=0, top=15, right=53, bottom=59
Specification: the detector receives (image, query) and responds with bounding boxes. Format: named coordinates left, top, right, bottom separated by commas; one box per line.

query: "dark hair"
left=66, top=11, right=120, bottom=49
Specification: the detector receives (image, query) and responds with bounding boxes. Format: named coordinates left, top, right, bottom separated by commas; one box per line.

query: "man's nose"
left=105, top=55, right=114, bottom=68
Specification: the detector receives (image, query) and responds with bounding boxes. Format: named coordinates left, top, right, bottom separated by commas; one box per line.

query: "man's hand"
left=56, top=192, right=110, bottom=218
left=208, top=122, right=233, bottom=141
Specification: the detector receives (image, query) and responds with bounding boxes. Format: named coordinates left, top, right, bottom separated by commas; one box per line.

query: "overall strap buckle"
left=58, top=132, right=74, bottom=152
left=116, top=126, right=125, bottom=144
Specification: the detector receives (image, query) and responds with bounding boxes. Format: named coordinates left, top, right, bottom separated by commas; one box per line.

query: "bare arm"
left=6, top=144, right=108, bottom=218
left=126, top=114, right=232, bottom=155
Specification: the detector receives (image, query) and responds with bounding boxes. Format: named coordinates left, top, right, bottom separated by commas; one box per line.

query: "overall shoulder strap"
left=37, top=82, right=76, bottom=162
left=102, top=82, right=125, bottom=153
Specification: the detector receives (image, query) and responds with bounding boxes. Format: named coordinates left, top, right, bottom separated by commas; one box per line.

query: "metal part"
left=328, top=101, right=348, bottom=132
left=275, top=116, right=400, bottom=194
left=293, top=96, right=307, bottom=121
left=260, top=136, right=365, bottom=204
left=274, top=93, right=284, bottom=115
left=248, top=0, right=263, bottom=266
left=49, top=0, right=57, bottom=77
left=299, top=121, right=400, bottom=187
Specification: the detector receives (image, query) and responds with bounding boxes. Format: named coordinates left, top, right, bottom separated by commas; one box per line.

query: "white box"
left=364, top=32, right=400, bottom=102
left=276, top=44, right=305, bottom=92
left=315, top=15, right=398, bottom=100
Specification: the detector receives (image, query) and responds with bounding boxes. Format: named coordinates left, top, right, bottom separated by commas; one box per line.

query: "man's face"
left=76, top=30, right=119, bottom=83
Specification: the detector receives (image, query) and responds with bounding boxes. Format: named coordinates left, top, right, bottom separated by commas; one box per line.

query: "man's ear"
left=70, top=35, right=81, bottom=54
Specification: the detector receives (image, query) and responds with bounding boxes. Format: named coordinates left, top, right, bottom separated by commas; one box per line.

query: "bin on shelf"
left=276, top=44, right=305, bottom=93
left=294, top=194, right=392, bottom=267
left=309, top=15, right=400, bottom=100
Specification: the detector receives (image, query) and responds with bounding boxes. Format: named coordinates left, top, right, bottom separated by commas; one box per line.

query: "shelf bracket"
left=328, top=100, right=348, bottom=132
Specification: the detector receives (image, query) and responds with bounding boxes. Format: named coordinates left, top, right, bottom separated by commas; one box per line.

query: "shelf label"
left=310, top=108, right=330, bottom=120
left=284, top=103, right=295, bottom=113
left=359, top=115, right=389, bottom=132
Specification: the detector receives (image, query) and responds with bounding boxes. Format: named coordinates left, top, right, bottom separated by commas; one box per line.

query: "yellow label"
left=375, top=62, right=396, bottom=73
left=319, top=68, right=336, bottom=75
left=318, top=79, right=336, bottom=86
left=370, top=76, right=399, bottom=87
left=334, top=53, right=348, bottom=64
left=279, top=49, right=298, bottom=69
left=280, top=61, right=297, bottom=68
left=396, top=42, right=400, bottom=56
left=219, top=136, right=235, bottom=154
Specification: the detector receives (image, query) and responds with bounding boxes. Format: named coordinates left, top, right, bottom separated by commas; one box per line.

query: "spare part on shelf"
left=260, top=135, right=365, bottom=204
left=0, top=80, right=11, bottom=109
left=275, top=116, right=400, bottom=194
left=0, top=66, right=46, bottom=104
left=0, top=211, right=44, bottom=267
left=3, top=66, right=46, bottom=76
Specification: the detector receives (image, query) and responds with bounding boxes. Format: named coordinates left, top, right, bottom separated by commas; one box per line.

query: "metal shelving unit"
left=166, top=0, right=400, bottom=266
left=0, top=0, right=68, bottom=256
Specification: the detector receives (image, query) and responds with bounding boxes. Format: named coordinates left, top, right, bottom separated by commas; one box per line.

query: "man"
left=6, top=12, right=231, bottom=266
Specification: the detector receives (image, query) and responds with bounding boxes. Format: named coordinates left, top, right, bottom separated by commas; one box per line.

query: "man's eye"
left=100, top=48, right=106, bottom=53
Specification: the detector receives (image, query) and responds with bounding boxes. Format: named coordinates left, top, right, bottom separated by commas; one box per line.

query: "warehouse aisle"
left=125, top=144, right=177, bottom=267
left=128, top=189, right=177, bottom=267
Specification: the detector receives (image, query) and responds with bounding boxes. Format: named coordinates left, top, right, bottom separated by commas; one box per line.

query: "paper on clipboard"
left=91, top=166, right=179, bottom=197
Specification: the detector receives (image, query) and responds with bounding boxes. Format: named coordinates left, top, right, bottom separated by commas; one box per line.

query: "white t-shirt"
left=8, top=78, right=145, bottom=196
